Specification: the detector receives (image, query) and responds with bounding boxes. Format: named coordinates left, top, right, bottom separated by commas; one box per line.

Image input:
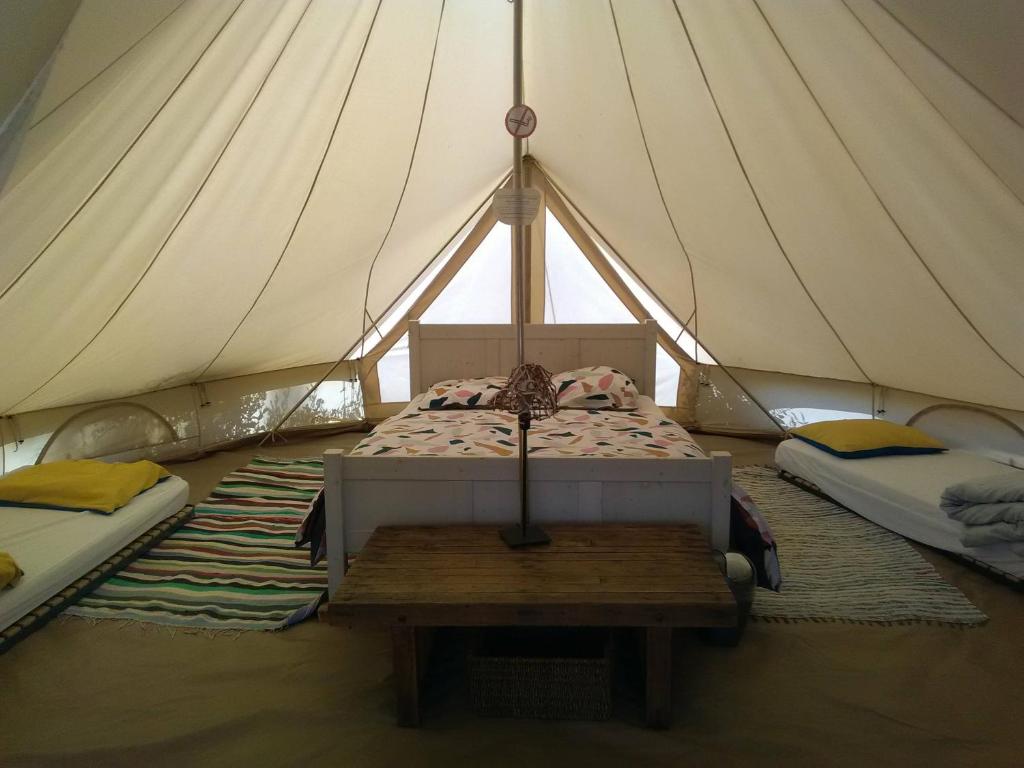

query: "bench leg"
left=645, top=627, right=673, bottom=729
left=392, top=625, right=421, bottom=727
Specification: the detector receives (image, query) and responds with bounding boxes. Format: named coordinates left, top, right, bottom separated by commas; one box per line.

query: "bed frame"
left=323, top=321, right=731, bottom=593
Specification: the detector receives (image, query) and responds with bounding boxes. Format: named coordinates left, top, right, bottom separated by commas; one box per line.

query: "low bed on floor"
left=324, top=322, right=731, bottom=592
left=0, top=475, right=190, bottom=634
left=776, top=438, right=1024, bottom=582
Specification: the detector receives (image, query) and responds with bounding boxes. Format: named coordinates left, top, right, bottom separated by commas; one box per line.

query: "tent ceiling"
left=0, top=0, right=80, bottom=125
left=0, top=0, right=1021, bottom=415
left=875, top=0, right=1024, bottom=128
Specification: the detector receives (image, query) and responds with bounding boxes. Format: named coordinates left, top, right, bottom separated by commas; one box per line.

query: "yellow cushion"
left=0, top=460, right=169, bottom=514
left=789, top=419, right=945, bottom=459
left=0, top=552, right=22, bottom=589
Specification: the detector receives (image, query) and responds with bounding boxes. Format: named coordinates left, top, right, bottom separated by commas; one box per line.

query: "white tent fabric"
left=0, top=0, right=1022, bottom=431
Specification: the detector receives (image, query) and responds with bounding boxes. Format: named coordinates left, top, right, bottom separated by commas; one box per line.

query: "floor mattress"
left=0, top=475, right=189, bottom=631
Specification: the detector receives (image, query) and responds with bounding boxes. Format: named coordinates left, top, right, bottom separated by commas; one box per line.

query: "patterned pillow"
left=420, top=377, right=508, bottom=410
left=552, top=366, right=639, bottom=410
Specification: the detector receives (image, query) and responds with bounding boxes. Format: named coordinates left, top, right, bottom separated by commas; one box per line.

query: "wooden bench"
left=327, top=524, right=736, bottom=727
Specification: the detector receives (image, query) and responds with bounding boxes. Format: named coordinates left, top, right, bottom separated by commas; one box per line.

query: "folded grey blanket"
left=941, top=471, right=1024, bottom=546
left=962, top=521, right=1024, bottom=547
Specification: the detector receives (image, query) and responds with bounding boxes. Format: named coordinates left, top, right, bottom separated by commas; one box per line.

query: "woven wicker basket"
left=469, top=627, right=612, bottom=721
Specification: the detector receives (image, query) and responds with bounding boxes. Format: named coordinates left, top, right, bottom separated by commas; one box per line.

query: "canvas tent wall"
left=0, top=0, right=1021, bottom=471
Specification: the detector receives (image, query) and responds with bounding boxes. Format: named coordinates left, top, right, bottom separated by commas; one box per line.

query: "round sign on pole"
left=505, top=104, right=537, bottom=138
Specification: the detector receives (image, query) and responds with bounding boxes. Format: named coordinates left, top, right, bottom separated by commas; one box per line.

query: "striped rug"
left=65, top=457, right=327, bottom=630
left=736, top=466, right=987, bottom=626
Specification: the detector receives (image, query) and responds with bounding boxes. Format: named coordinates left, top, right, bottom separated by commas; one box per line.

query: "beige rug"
left=734, top=466, right=987, bottom=626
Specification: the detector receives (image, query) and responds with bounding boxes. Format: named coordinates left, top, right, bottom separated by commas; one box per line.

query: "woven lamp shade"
left=494, top=363, right=557, bottom=420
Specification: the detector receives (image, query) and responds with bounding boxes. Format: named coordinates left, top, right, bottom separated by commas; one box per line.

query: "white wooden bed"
left=324, top=321, right=731, bottom=592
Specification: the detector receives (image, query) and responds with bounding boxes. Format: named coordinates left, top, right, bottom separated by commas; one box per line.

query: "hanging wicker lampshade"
left=493, top=363, right=557, bottom=420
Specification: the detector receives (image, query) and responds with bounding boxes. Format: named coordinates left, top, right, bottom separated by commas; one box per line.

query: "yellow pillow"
left=0, top=460, right=169, bottom=514
left=789, top=419, right=945, bottom=459
left=1, top=552, right=22, bottom=589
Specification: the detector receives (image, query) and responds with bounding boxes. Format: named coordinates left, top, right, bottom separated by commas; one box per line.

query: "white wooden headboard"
left=408, top=321, right=659, bottom=398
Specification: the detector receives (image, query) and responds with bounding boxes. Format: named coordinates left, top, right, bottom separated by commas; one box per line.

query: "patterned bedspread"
left=351, top=396, right=704, bottom=459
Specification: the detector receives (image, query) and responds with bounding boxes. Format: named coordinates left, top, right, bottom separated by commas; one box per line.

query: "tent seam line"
left=671, top=0, right=873, bottom=385
left=258, top=0, right=447, bottom=439
left=839, top=0, right=1024, bottom=208
left=4, top=0, right=318, bottom=416
left=754, top=0, right=1024, bottom=383
left=0, top=0, right=247, bottom=304
left=864, top=0, right=1022, bottom=132
left=27, top=0, right=190, bottom=132
left=357, top=0, right=447, bottom=361
left=192, top=0, right=385, bottom=384
left=607, top=0, right=699, bottom=342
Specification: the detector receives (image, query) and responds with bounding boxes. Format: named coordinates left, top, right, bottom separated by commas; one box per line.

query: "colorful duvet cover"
left=351, top=395, right=704, bottom=460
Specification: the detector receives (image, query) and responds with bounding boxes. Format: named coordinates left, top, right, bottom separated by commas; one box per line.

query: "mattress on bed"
left=0, top=475, right=189, bottom=631
left=775, top=438, right=1024, bottom=579
left=351, top=395, right=704, bottom=459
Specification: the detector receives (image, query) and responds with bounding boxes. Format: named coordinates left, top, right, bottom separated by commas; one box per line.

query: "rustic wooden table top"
left=328, top=524, right=736, bottom=628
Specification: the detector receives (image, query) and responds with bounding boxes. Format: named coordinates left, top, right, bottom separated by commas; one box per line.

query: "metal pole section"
left=519, top=409, right=530, bottom=529
left=512, top=0, right=525, bottom=366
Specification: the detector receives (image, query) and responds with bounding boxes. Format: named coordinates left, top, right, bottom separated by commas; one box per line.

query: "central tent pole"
left=512, top=0, right=525, bottom=366
left=512, top=0, right=529, bottom=533
left=497, top=0, right=549, bottom=548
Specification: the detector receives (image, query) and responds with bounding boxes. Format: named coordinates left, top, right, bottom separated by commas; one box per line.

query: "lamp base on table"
left=500, top=524, right=551, bottom=548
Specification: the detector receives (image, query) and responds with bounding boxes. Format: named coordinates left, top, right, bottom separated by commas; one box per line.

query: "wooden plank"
left=358, top=540, right=716, bottom=557
left=391, top=625, right=420, bottom=727
left=355, top=545, right=715, bottom=557
left=346, top=567, right=721, bottom=583
left=338, top=583, right=729, bottom=597
left=645, top=627, right=673, bottom=729
left=365, top=523, right=713, bottom=546
left=408, top=320, right=423, bottom=397
left=525, top=160, right=546, bottom=323
left=359, top=539, right=715, bottom=554
left=341, top=577, right=727, bottom=593
left=330, top=601, right=735, bottom=628
left=327, top=525, right=737, bottom=629
left=347, top=557, right=723, bottom=574
left=336, top=582, right=730, bottom=599
left=349, top=552, right=721, bottom=569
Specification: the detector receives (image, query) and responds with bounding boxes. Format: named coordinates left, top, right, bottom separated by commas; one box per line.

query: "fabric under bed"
left=0, top=475, right=189, bottom=631
left=350, top=395, right=704, bottom=459
left=775, top=439, right=1024, bottom=579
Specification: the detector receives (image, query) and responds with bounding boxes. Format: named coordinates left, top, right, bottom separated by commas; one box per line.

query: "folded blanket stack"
left=940, top=472, right=1024, bottom=548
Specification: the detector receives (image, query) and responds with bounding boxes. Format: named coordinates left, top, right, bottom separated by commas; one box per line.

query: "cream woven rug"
left=734, top=466, right=987, bottom=626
